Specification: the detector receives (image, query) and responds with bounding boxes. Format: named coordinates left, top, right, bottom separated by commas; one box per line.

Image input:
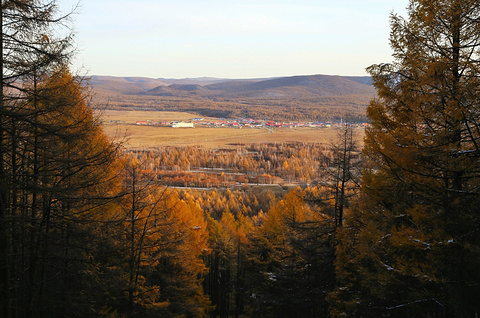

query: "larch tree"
left=332, top=0, right=480, bottom=316
left=114, top=158, right=213, bottom=317
left=120, top=157, right=169, bottom=315
left=245, top=188, right=334, bottom=318
left=319, top=121, right=362, bottom=229
left=0, top=1, right=74, bottom=316
left=2, top=65, right=122, bottom=317
left=203, top=214, right=234, bottom=317
left=150, top=191, right=212, bottom=317
left=207, top=211, right=252, bottom=318
left=31, top=66, right=122, bottom=316
left=0, top=2, right=127, bottom=316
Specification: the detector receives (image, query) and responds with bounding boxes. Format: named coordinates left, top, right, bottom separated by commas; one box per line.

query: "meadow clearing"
left=99, top=110, right=364, bottom=149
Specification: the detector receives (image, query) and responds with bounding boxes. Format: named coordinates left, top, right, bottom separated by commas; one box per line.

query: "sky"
left=59, top=0, right=409, bottom=79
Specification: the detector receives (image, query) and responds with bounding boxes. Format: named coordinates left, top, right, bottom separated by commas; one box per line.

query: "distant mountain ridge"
left=90, top=74, right=373, bottom=99
left=90, top=74, right=375, bottom=121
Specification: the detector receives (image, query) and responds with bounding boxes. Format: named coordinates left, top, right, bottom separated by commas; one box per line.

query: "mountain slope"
left=90, top=76, right=168, bottom=94
left=226, top=74, right=373, bottom=97
left=89, top=74, right=375, bottom=121
left=137, top=74, right=374, bottom=99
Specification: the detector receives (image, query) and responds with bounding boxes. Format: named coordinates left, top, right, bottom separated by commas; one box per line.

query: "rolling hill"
left=89, top=74, right=375, bottom=122
left=91, top=74, right=373, bottom=98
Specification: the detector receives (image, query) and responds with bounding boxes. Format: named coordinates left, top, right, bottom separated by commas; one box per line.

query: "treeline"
left=91, top=91, right=371, bottom=122
left=127, top=141, right=356, bottom=186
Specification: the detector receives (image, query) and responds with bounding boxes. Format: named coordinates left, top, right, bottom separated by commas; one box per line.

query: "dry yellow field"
left=98, top=110, right=199, bottom=124
left=99, top=110, right=364, bottom=149
left=104, top=125, right=269, bottom=148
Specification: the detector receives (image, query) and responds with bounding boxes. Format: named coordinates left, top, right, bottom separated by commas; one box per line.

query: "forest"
left=1, top=0, right=480, bottom=317
left=128, top=141, right=354, bottom=187
left=90, top=92, right=372, bottom=123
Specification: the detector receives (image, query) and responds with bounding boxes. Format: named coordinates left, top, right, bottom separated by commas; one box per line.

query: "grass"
left=99, top=110, right=364, bottom=149
left=98, top=110, right=199, bottom=124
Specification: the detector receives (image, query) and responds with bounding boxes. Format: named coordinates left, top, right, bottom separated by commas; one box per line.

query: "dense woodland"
left=127, top=140, right=362, bottom=187
left=1, top=0, right=480, bottom=317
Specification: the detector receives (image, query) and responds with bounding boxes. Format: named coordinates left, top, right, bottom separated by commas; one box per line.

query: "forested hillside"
left=2, top=1, right=480, bottom=317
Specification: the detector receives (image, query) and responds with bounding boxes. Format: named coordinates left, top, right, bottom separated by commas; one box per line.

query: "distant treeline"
left=127, top=141, right=361, bottom=187
left=92, top=92, right=371, bottom=122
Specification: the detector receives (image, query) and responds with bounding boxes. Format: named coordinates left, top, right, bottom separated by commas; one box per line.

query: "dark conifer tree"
left=332, top=1, right=480, bottom=316
left=0, top=2, right=125, bottom=316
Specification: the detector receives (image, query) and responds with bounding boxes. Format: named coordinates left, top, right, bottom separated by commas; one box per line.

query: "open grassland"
left=99, top=110, right=364, bottom=149
left=98, top=110, right=200, bottom=123
left=106, top=126, right=270, bottom=148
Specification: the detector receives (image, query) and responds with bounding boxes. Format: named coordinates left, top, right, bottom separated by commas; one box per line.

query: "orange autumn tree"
left=246, top=188, right=334, bottom=317
left=0, top=65, right=123, bottom=316
left=0, top=1, right=75, bottom=315
left=203, top=210, right=253, bottom=317
left=151, top=190, right=212, bottom=317
left=118, top=159, right=211, bottom=317
left=119, top=158, right=168, bottom=315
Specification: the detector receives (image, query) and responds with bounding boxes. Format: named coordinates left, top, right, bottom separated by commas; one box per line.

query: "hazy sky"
left=60, top=0, right=408, bottom=79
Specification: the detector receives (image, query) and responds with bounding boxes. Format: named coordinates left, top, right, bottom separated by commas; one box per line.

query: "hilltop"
left=89, top=74, right=375, bottom=122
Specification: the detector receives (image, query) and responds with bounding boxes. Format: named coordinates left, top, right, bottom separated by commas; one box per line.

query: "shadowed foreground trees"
left=0, top=1, right=75, bottom=315
left=120, top=158, right=212, bottom=317
left=1, top=66, right=123, bottom=316
left=239, top=189, right=335, bottom=318
left=318, top=121, right=362, bottom=228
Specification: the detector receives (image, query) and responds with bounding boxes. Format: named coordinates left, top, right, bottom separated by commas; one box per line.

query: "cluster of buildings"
left=133, top=118, right=370, bottom=129
left=133, top=120, right=193, bottom=128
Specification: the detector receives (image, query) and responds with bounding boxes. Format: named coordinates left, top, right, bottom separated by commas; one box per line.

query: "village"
left=127, top=117, right=371, bottom=129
